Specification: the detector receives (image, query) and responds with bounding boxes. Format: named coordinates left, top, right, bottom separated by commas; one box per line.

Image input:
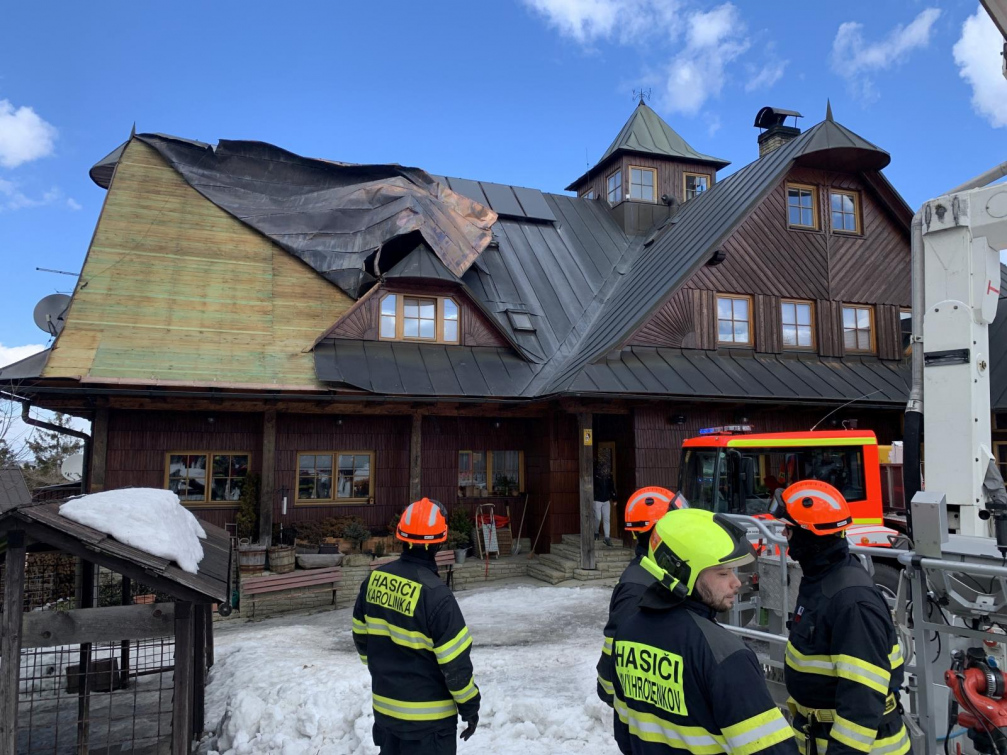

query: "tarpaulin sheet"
left=136, top=135, right=497, bottom=298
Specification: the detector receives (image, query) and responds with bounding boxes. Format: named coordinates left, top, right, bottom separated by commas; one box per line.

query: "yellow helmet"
left=641, top=509, right=756, bottom=600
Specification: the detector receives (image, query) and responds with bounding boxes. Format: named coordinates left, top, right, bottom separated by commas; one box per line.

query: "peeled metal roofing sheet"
left=444, top=177, right=489, bottom=207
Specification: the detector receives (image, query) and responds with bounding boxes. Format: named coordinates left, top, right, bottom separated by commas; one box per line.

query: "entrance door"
left=597, top=442, right=619, bottom=539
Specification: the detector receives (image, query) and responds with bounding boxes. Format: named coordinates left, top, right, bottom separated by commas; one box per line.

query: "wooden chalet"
left=0, top=102, right=915, bottom=569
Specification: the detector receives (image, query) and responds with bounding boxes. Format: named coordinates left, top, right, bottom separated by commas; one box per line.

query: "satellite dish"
left=60, top=453, right=84, bottom=482
left=33, top=293, right=71, bottom=336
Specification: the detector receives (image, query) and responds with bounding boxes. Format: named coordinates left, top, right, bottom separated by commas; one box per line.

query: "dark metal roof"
left=435, top=176, right=556, bottom=222
left=1, top=501, right=231, bottom=602
left=130, top=135, right=497, bottom=299
left=384, top=244, right=459, bottom=282
left=314, top=341, right=538, bottom=396
left=0, top=467, right=31, bottom=514
left=542, top=117, right=895, bottom=394
left=566, top=102, right=730, bottom=190
left=0, top=348, right=49, bottom=382
left=569, top=348, right=910, bottom=404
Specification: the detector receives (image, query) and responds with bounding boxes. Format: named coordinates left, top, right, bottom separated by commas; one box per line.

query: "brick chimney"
left=754, top=107, right=802, bottom=157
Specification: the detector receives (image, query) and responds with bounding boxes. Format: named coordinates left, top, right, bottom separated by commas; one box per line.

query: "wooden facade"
left=626, top=166, right=911, bottom=360
left=574, top=154, right=718, bottom=206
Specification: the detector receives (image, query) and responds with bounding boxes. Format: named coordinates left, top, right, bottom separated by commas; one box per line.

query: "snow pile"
left=60, top=488, right=206, bottom=574
left=200, top=585, right=618, bottom=754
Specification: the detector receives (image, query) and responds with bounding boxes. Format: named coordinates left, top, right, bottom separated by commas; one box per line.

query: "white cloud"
left=745, top=59, right=788, bottom=92
left=0, top=343, right=46, bottom=368
left=0, top=99, right=57, bottom=169
left=954, top=5, right=1007, bottom=129
left=0, top=178, right=76, bottom=212
left=706, top=115, right=722, bottom=136
left=521, top=0, right=683, bottom=45
left=831, top=8, right=942, bottom=102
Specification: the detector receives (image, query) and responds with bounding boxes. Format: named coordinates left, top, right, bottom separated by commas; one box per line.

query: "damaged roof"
left=85, top=116, right=914, bottom=406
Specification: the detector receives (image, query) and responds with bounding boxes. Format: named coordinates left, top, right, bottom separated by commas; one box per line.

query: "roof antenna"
left=632, top=88, right=652, bottom=106
left=825, top=99, right=834, bottom=122
left=809, top=389, right=881, bottom=431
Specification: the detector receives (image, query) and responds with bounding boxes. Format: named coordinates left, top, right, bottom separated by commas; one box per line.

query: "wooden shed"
left=0, top=493, right=232, bottom=755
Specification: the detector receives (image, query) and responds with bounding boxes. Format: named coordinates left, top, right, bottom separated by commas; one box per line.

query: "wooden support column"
left=76, top=560, right=95, bottom=755
left=119, top=576, right=131, bottom=688
left=259, top=410, right=277, bottom=547
left=89, top=407, right=109, bottom=493
left=172, top=601, right=194, bottom=755
left=578, top=412, right=596, bottom=571
left=192, top=604, right=207, bottom=736
left=204, top=604, right=214, bottom=668
left=409, top=413, right=422, bottom=502
left=0, top=531, right=26, bottom=755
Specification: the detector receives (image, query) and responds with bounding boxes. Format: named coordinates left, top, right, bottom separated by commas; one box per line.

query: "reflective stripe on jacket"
left=785, top=548, right=909, bottom=755
left=598, top=552, right=655, bottom=706
left=612, top=585, right=798, bottom=755
left=352, top=550, right=480, bottom=737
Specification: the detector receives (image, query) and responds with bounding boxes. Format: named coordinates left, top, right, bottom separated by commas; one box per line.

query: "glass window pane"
left=844, top=214, right=856, bottom=231
left=443, top=320, right=458, bottom=342
left=381, top=295, right=397, bottom=315
left=801, top=208, right=813, bottom=227
left=717, top=298, right=732, bottom=318
left=229, top=478, right=245, bottom=501
left=317, top=473, right=331, bottom=499
left=631, top=168, right=642, bottom=183
left=801, top=191, right=813, bottom=209
left=380, top=315, right=396, bottom=338
left=337, top=475, right=352, bottom=498
left=782, top=325, right=797, bottom=346
left=734, top=322, right=749, bottom=344
left=404, top=319, right=419, bottom=338
left=843, top=194, right=855, bottom=213
left=169, top=455, right=187, bottom=475
left=788, top=207, right=800, bottom=225
left=843, top=308, right=856, bottom=328
left=831, top=194, right=842, bottom=212
left=844, top=329, right=857, bottom=349
left=315, top=454, right=332, bottom=474
left=444, top=300, right=458, bottom=320
left=231, top=455, right=249, bottom=477
left=832, top=211, right=844, bottom=229
left=355, top=455, right=370, bottom=473
left=404, top=299, right=420, bottom=318
left=212, top=455, right=229, bottom=477
left=796, top=304, right=811, bottom=326
left=643, top=170, right=654, bottom=187
left=733, top=298, right=748, bottom=319
left=798, top=327, right=813, bottom=347
left=419, top=301, right=435, bottom=319
left=211, top=478, right=228, bottom=501
left=858, top=330, right=871, bottom=351
left=719, top=320, right=734, bottom=342
left=338, top=454, right=354, bottom=475
left=857, top=308, right=870, bottom=329
left=781, top=302, right=795, bottom=325
left=299, top=455, right=315, bottom=471
left=353, top=476, right=370, bottom=498
left=630, top=184, right=643, bottom=200
left=298, top=475, right=314, bottom=499
left=419, top=319, right=436, bottom=339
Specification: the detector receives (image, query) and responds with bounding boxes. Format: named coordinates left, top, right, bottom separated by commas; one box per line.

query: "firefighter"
left=612, top=508, right=797, bottom=755
left=597, top=486, right=686, bottom=706
left=352, top=498, right=480, bottom=754
left=770, top=480, right=910, bottom=755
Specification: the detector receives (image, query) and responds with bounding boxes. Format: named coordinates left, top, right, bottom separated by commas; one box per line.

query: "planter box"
left=297, top=554, right=343, bottom=569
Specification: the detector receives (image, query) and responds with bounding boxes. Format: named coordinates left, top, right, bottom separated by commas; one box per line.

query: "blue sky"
left=1, top=0, right=1006, bottom=361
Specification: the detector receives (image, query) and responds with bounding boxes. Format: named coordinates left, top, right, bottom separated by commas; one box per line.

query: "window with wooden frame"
left=780, top=299, right=815, bottom=349
left=295, top=451, right=374, bottom=505
left=379, top=294, right=459, bottom=343
left=684, top=172, right=710, bottom=201
left=842, top=305, right=875, bottom=353
left=629, top=166, right=657, bottom=202
left=900, top=309, right=913, bottom=356
left=716, top=294, right=752, bottom=346
left=607, top=169, right=623, bottom=204
left=165, top=452, right=250, bottom=506
left=580, top=188, right=596, bottom=199
left=831, top=189, right=861, bottom=234
left=787, top=183, right=819, bottom=230
left=458, top=450, right=525, bottom=496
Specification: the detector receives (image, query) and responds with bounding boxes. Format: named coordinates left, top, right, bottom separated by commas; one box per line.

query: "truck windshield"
left=682, top=445, right=867, bottom=515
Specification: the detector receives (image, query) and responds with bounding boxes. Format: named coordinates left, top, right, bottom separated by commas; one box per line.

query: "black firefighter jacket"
left=613, top=585, right=798, bottom=755
left=598, top=543, right=655, bottom=705
left=352, top=550, right=481, bottom=737
left=785, top=542, right=909, bottom=755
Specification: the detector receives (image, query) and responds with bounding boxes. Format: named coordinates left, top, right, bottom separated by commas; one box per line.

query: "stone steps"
left=551, top=542, right=635, bottom=565
left=527, top=562, right=571, bottom=585
left=560, top=534, right=631, bottom=550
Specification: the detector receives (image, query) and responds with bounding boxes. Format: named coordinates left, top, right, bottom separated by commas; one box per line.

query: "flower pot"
left=454, top=549, right=467, bottom=565
left=237, top=539, right=267, bottom=574
left=267, top=545, right=295, bottom=574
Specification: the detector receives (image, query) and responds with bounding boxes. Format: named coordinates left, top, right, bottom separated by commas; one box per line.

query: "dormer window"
left=684, top=173, right=710, bottom=201
left=607, top=169, right=623, bottom=204
left=379, top=294, right=459, bottom=343
left=629, top=167, right=656, bottom=202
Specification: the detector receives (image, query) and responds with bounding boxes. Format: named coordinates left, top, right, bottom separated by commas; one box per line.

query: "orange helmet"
left=624, top=487, right=688, bottom=532
left=396, top=498, right=448, bottom=544
left=770, top=480, right=852, bottom=536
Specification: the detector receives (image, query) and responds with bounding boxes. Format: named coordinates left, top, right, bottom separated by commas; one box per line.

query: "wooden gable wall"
left=45, top=140, right=352, bottom=387
left=626, top=166, right=910, bottom=360
left=575, top=155, right=717, bottom=204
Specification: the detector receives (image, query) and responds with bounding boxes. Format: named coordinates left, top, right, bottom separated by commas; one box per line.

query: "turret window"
left=629, top=167, right=656, bottom=202
left=684, top=173, right=710, bottom=201
left=607, top=169, right=623, bottom=203
left=379, top=293, right=460, bottom=343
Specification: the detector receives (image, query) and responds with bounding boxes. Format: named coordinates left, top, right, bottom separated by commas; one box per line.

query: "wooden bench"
left=368, top=553, right=456, bottom=590
left=241, top=567, right=342, bottom=616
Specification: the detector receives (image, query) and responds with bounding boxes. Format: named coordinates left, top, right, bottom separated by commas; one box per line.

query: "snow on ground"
left=60, top=488, right=206, bottom=573
left=201, top=584, right=620, bottom=754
